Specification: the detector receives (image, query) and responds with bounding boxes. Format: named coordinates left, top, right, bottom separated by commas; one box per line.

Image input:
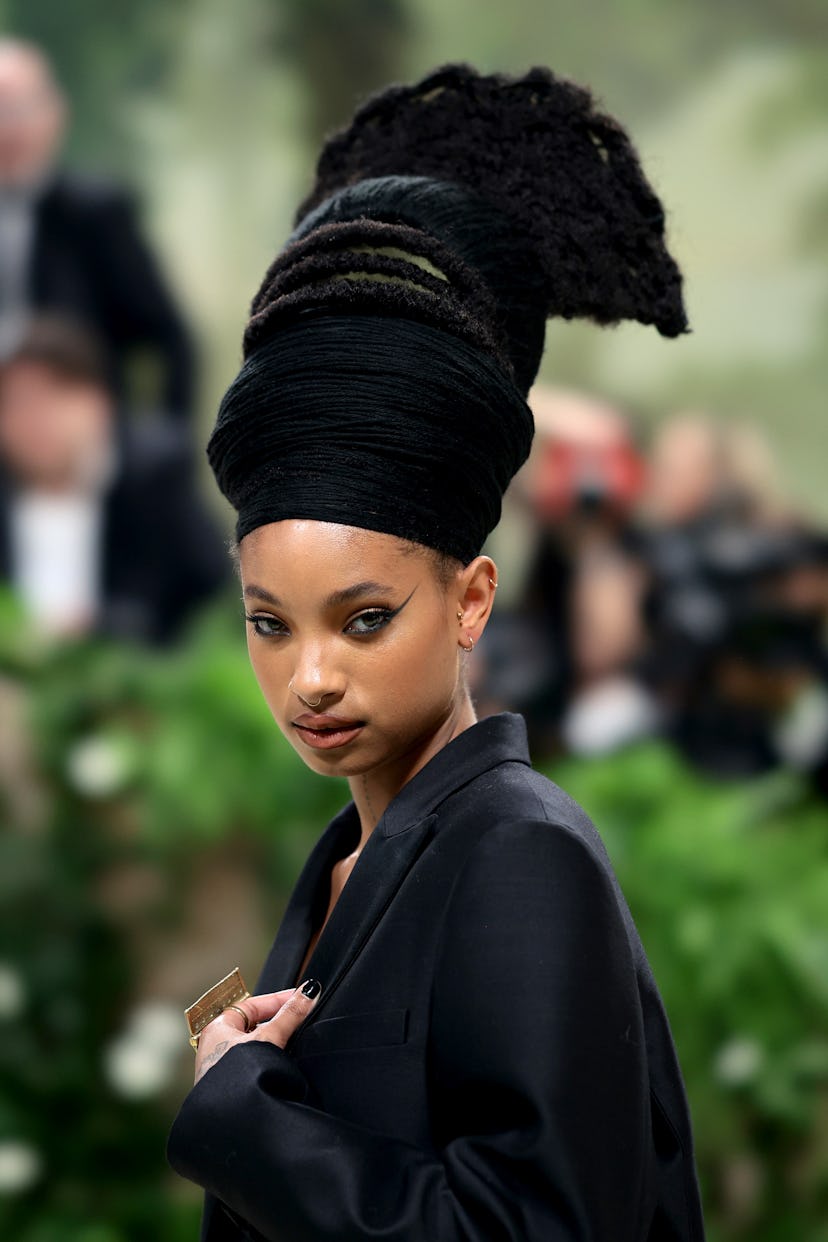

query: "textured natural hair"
left=244, top=214, right=507, bottom=373
left=241, top=63, right=688, bottom=396
left=210, top=63, right=688, bottom=563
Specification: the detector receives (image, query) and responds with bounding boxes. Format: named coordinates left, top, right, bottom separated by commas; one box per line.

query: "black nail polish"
left=300, top=978, right=322, bottom=999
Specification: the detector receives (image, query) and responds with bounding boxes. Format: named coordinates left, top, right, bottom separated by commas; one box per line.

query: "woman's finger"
left=253, top=979, right=322, bottom=1049
left=234, top=988, right=297, bottom=1029
left=194, top=989, right=295, bottom=1071
left=210, top=987, right=298, bottom=1036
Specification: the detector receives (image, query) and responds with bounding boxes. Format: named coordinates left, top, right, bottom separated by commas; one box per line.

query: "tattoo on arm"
left=196, top=1039, right=233, bottom=1083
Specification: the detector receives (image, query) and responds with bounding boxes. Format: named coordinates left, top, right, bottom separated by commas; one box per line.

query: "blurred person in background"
left=641, top=414, right=828, bottom=786
left=474, top=386, right=653, bottom=755
left=645, top=519, right=828, bottom=785
left=641, top=414, right=787, bottom=626
left=561, top=548, right=657, bottom=756
left=0, top=38, right=195, bottom=423
left=0, top=316, right=228, bottom=643
left=645, top=413, right=724, bottom=530
left=640, top=414, right=757, bottom=718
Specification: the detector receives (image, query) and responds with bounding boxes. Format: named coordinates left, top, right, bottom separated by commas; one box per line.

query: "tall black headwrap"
left=208, top=64, right=688, bottom=559
left=209, top=315, right=532, bottom=563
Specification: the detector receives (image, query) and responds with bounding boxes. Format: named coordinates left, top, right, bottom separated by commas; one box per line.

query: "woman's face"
left=239, top=520, right=481, bottom=781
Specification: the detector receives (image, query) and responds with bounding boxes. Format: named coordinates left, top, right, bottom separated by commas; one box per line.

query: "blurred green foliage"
left=2, top=595, right=828, bottom=1238
left=0, top=596, right=349, bottom=1241
left=554, top=746, right=828, bottom=1240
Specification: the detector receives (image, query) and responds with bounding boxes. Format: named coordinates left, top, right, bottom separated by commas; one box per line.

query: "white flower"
left=66, top=735, right=130, bottom=798
left=714, top=1037, right=764, bottom=1086
left=774, top=686, right=828, bottom=769
left=0, top=964, right=25, bottom=1020
left=103, top=1001, right=184, bottom=1099
left=0, top=1140, right=42, bottom=1193
left=129, top=1002, right=183, bottom=1058
left=104, top=1036, right=172, bottom=1099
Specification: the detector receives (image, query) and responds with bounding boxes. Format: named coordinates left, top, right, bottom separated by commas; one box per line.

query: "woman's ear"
left=456, top=556, right=498, bottom=648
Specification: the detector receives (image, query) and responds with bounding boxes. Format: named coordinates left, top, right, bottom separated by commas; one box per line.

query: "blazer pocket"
left=297, top=1007, right=409, bottom=1057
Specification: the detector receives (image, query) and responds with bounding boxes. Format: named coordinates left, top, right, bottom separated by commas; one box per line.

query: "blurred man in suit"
left=0, top=38, right=195, bottom=422
left=0, top=317, right=228, bottom=643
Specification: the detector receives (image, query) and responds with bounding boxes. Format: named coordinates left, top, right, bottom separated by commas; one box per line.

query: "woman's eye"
left=245, top=614, right=288, bottom=638
left=345, top=608, right=393, bottom=636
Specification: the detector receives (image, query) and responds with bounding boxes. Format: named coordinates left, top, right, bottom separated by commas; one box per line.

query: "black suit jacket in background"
left=30, top=172, right=195, bottom=421
left=168, top=713, right=706, bottom=1241
left=0, top=423, right=230, bottom=644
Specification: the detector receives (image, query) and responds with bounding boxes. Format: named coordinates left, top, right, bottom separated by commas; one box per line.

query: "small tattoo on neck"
left=361, top=775, right=378, bottom=827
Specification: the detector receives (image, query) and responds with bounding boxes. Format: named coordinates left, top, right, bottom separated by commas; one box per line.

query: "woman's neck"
left=348, top=695, right=477, bottom=845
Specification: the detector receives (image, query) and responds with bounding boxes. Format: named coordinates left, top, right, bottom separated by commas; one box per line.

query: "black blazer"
left=0, top=424, right=229, bottom=643
left=30, top=172, right=195, bottom=420
left=168, top=713, right=705, bottom=1241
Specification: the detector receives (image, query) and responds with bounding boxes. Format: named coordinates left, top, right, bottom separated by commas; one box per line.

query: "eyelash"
left=244, top=607, right=396, bottom=640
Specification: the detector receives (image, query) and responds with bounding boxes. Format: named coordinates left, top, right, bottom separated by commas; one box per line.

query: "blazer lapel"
left=255, top=803, right=360, bottom=994
left=288, top=812, right=436, bottom=1031
left=262, top=717, right=528, bottom=1031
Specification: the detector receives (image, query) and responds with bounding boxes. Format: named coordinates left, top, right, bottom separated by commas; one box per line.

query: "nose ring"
left=289, top=679, right=324, bottom=709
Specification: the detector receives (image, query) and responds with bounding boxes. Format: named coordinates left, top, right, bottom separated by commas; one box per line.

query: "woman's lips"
left=291, top=713, right=365, bottom=751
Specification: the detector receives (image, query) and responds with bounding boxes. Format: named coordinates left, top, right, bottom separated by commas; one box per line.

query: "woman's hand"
left=194, top=979, right=322, bottom=1084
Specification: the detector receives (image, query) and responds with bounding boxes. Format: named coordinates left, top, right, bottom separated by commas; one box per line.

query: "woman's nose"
left=289, top=645, right=343, bottom=707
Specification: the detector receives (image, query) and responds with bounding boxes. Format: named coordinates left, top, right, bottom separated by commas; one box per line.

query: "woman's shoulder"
left=450, top=750, right=613, bottom=873
left=439, top=763, right=647, bottom=981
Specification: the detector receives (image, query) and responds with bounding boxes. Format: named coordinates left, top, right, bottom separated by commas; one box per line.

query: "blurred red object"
left=532, top=436, right=645, bottom=519
left=522, top=386, right=645, bottom=521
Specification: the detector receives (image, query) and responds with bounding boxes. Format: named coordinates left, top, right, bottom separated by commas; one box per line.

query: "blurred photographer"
left=643, top=507, right=828, bottom=785
left=639, top=411, right=828, bottom=781
left=474, top=387, right=654, bottom=755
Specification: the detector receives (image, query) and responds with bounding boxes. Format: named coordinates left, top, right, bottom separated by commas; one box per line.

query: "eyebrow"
left=243, top=580, right=401, bottom=609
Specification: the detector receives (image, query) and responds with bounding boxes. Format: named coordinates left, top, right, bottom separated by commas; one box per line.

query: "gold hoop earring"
left=459, top=635, right=475, bottom=653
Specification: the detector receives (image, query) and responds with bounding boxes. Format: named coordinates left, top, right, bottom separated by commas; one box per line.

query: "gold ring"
left=184, top=965, right=251, bottom=1052
left=223, top=1003, right=253, bottom=1032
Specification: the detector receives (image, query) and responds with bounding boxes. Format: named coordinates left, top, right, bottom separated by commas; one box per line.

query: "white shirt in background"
left=10, top=489, right=104, bottom=635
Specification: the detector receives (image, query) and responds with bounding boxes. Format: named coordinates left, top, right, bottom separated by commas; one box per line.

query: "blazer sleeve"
left=167, top=819, right=656, bottom=1241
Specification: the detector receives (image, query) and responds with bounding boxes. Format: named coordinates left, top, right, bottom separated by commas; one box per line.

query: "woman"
left=168, top=65, right=705, bottom=1241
